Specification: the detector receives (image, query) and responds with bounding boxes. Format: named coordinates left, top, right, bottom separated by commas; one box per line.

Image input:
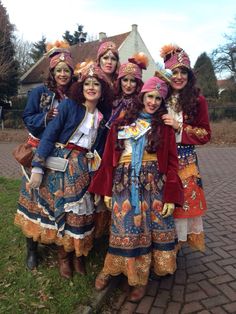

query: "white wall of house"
left=118, top=24, right=156, bottom=82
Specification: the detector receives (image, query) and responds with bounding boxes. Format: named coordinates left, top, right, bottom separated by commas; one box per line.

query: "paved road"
left=1, top=143, right=236, bottom=313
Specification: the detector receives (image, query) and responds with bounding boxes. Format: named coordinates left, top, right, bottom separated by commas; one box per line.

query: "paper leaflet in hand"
left=118, top=119, right=151, bottom=140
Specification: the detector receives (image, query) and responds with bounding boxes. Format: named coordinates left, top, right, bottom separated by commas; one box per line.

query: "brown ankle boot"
left=73, top=254, right=86, bottom=275
left=95, top=272, right=111, bottom=291
left=58, top=246, right=73, bottom=279
left=129, top=285, right=147, bottom=302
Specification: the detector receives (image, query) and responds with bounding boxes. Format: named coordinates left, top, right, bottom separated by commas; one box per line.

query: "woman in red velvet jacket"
left=160, top=44, right=211, bottom=252
left=89, top=76, right=183, bottom=302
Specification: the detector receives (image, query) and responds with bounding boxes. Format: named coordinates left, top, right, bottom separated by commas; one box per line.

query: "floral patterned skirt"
left=100, top=161, right=177, bottom=286
left=15, top=148, right=95, bottom=257
left=174, top=144, right=207, bottom=251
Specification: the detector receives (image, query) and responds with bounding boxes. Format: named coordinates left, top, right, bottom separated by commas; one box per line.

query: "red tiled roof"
left=21, top=32, right=130, bottom=84
left=217, top=79, right=233, bottom=88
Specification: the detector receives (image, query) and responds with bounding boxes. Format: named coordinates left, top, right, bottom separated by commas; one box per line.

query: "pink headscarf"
left=96, top=41, right=119, bottom=62
left=141, top=77, right=168, bottom=99
left=49, top=49, right=74, bottom=71
left=160, top=44, right=190, bottom=70
left=118, top=62, right=142, bottom=80
left=77, top=61, right=108, bottom=83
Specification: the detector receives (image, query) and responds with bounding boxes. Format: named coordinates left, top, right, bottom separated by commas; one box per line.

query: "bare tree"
left=211, top=16, right=236, bottom=80
left=14, top=36, right=34, bottom=76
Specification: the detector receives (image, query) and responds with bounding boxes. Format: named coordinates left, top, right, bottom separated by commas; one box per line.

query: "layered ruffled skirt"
left=174, top=144, right=207, bottom=251
left=15, top=148, right=95, bottom=257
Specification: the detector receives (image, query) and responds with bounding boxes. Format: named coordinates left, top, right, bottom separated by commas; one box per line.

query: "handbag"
left=12, top=142, right=34, bottom=168
left=45, top=156, right=68, bottom=172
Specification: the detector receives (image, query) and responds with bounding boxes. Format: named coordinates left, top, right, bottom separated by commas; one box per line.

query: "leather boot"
left=58, top=246, right=73, bottom=279
left=95, top=272, right=111, bottom=291
left=129, top=285, right=147, bottom=302
left=73, top=254, right=86, bottom=275
left=26, top=237, right=38, bottom=270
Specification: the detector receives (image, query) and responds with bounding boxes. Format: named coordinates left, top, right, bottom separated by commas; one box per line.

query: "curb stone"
left=77, top=276, right=121, bottom=314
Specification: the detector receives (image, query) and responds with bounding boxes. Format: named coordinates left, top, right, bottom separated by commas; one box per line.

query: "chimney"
left=99, top=32, right=107, bottom=41
left=131, top=24, right=138, bottom=32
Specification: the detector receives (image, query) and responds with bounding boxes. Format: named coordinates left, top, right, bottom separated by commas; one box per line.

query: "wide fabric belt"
left=65, top=143, right=88, bottom=153
left=119, top=151, right=157, bottom=164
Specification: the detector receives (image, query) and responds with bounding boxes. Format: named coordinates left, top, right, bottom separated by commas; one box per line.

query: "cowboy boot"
left=73, top=254, right=86, bottom=275
left=57, top=246, right=73, bottom=279
left=26, top=237, right=38, bottom=270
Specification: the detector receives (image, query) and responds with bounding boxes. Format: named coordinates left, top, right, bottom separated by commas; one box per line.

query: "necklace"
left=168, top=94, right=181, bottom=112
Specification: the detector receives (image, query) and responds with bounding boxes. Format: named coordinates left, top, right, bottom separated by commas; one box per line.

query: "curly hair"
left=44, top=69, right=74, bottom=100
left=168, top=67, right=200, bottom=123
left=67, top=77, right=113, bottom=120
left=115, top=93, right=167, bottom=153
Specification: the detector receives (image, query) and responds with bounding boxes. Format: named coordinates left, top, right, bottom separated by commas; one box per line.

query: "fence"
left=1, top=106, right=236, bottom=129
left=208, top=106, right=236, bottom=121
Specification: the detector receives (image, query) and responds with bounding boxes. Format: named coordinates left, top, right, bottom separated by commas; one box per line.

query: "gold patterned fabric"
left=185, top=125, right=208, bottom=139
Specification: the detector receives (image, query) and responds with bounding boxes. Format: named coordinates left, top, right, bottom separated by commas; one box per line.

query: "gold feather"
left=128, top=52, right=149, bottom=70
left=160, top=44, right=178, bottom=58
left=46, top=40, right=70, bottom=53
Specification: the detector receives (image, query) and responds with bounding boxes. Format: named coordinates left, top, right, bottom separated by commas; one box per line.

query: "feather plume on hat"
left=74, top=60, right=108, bottom=83
left=160, top=43, right=191, bottom=70
left=46, top=40, right=70, bottom=55
left=45, top=40, right=74, bottom=70
left=128, top=52, right=149, bottom=70
left=74, top=60, right=94, bottom=78
left=160, top=44, right=178, bottom=59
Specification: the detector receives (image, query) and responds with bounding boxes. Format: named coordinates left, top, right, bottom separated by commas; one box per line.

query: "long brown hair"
left=168, top=67, right=200, bottom=123
left=44, top=69, right=74, bottom=100
left=115, top=93, right=167, bottom=153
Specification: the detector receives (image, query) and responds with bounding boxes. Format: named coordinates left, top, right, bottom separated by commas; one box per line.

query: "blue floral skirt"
left=100, top=160, right=177, bottom=286
left=15, top=147, right=95, bottom=256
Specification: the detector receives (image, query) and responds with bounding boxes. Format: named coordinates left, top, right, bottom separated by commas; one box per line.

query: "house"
left=19, top=24, right=157, bottom=96
left=217, top=79, right=235, bottom=95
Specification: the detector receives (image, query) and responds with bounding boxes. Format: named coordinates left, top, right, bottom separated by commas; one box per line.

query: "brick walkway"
left=103, top=146, right=236, bottom=314
left=1, top=143, right=236, bottom=313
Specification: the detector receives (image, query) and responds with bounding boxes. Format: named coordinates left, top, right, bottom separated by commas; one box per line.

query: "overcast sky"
left=2, top=0, right=236, bottom=78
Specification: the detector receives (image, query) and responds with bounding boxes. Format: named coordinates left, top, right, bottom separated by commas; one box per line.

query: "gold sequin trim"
left=185, top=125, right=208, bottom=139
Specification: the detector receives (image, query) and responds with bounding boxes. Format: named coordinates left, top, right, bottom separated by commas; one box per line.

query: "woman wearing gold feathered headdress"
left=14, top=40, right=75, bottom=272
left=159, top=43, right=211, bottom=253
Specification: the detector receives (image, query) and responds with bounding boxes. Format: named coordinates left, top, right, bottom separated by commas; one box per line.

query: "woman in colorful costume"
left=15, top=62, right=111, bottom=279
left=89, top=76, right=183, bottom=302
left=160, top=44, right=211, bottom=252
left=95, top=53, right=148, bottom=238
left=96, top=41, right=120, bottom=89
left=15, top=41, right=74, bottom=270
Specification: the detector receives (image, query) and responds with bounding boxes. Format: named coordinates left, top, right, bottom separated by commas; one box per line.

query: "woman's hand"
left=29, top=173, right=43, bottom=189
left=94, top=194, right=101, bottom=206
left=162, top=114, right=179, bottom=131
left=46, top=108, right=59, bottom=121
left=104, top=196, right=112, bottom=210
left=161, top=203, right=175, bottom=218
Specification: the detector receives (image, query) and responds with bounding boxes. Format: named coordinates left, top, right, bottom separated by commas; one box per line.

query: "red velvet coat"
left=89, top=122, right=184, bottom=207
left=181, top=95, right=211, bottom=145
